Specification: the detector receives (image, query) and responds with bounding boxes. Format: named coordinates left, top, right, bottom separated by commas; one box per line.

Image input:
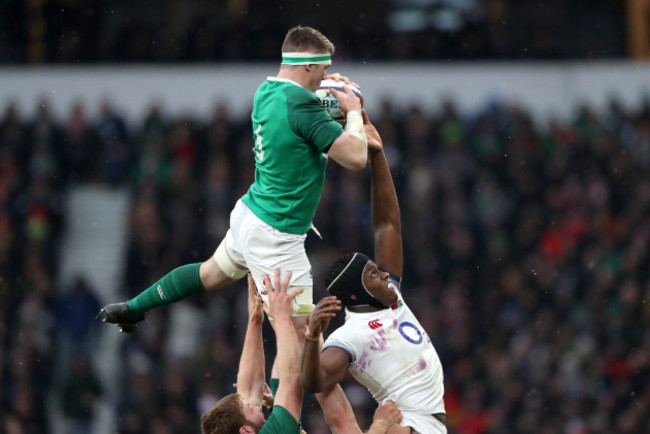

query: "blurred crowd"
left=0, top=0, right=625, bottom=64
left=1, top=91, right=650, bottom=433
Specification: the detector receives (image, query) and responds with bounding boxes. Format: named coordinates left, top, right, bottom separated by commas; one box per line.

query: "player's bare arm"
left=366, top=401, right=403, bottom=434
left=236, top=274, right=266, bottom=404
left=316, top=383, right=363, bottom=434
left=300, top=297, right=348, bottom=393
left=327, top=81, right=368, bottom=171
left=362, top=110, right=383, bottom=155
left=266, top=269, right=304, bottom=421
left=300, top=299, right=367, bottom=432
left=328, top=131, right=367, bottom=171
left=320, top=387, right=403, bottom=434
left=366, top=113, right=403, bottom=276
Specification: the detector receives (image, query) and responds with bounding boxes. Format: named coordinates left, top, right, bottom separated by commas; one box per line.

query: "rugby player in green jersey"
left=99, top=25, right=368, bottom=331
left=200, top=273, right=402, bottom=434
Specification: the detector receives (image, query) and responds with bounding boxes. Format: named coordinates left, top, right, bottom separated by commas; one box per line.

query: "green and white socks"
left=125, top=262, right=204, bottom=318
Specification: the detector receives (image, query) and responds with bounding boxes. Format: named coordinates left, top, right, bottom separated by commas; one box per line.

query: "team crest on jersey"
left=368, top=319, right=383, bottom=329
left=260, top=275, right=268, bottom=296
left=391, top=300, right=403, bottom=310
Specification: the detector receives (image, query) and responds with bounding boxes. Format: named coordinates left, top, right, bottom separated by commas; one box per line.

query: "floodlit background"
left=1, top=1, right=649, bottom=433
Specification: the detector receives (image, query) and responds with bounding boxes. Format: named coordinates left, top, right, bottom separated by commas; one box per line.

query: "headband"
left=281, top=52, right=332, bottom=65
left=326, top=252, right=385, bottom=309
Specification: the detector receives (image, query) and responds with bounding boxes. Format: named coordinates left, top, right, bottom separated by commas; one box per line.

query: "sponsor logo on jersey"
left=368, top=319, right=383, bottom=329
left=157, top=284, right=166, bottom=300
left=260, top=275, right=268, bottom=296
left=391, top=299, right=403, bottom=310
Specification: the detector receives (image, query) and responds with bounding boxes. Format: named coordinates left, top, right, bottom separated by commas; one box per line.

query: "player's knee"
left=212, top=241, right=248, bottom=282
left=199, top=260, right=230, bottom=291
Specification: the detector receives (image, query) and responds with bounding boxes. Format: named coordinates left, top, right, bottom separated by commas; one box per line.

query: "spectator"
left=2, top=93, right=650, bottom=433
left=54, top=275, right=102, bottom=366
left=60, top=355, right=104, bottom=434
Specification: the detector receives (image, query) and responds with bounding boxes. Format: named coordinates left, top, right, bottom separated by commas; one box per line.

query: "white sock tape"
left=213, top=241, right=248, bottom=280
left=345, top=110, right=367, bottom=149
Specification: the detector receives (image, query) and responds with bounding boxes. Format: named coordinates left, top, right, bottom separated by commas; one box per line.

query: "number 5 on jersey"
left=253, top=124, right=264, bottom=161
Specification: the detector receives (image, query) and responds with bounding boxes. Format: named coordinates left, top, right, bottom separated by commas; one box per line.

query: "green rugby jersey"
left=241, top=77, right=344, bottom=234
left=259, top=405, right=301, bottom=434
left=258, top=379, right=302, bottom=434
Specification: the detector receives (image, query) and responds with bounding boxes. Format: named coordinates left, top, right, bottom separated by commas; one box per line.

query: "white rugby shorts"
left=220, top=199, right=314, bottom=313
left=400, top=411, right=447, bottom=434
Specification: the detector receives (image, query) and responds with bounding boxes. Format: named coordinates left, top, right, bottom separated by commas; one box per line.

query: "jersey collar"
left=267, top=76, right=305, bottom=89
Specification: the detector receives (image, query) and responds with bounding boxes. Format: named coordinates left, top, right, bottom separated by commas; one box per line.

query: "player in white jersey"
left=300, top=112, right=447, bottom=433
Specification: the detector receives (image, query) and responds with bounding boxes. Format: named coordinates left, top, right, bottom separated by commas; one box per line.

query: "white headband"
left=281, top=52, right=332, bottom=65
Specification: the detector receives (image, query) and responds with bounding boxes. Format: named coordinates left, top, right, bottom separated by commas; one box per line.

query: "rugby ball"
left=316, top=79, right=364, bottom=121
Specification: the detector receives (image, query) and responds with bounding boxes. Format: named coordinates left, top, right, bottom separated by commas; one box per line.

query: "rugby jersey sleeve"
left=322, top=326, right=360, bottom=364
left=286, top=87, right=344, bottom=152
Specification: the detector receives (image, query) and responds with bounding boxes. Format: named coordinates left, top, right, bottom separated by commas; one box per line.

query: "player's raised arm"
left=300, top=296, right=347, bottom=394
left=266, top=269, right=304, bottom=421
left=327, top=86, right=368, bottom=171
left=365, top=110, right=403, bottom=276
left=235, top=274, right=266, bottom=404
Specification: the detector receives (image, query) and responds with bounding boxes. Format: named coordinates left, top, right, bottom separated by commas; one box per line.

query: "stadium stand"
left=1, top=92, right=649, bottom=433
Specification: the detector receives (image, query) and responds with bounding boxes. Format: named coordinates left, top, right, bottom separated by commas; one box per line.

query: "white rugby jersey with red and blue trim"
left=323, top=274, right=445, bottom=416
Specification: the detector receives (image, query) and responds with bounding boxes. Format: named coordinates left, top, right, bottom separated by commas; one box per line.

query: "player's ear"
left=240, top=426, right=255, bottom=434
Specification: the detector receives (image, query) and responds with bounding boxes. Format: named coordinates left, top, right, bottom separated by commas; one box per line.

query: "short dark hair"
left=282, top=26, right=335, bottom=55
left=201, top=393, right=246, bottom=434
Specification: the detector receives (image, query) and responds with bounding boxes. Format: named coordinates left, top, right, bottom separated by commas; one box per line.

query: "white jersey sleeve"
left=322, top=322, right=361, bottom=363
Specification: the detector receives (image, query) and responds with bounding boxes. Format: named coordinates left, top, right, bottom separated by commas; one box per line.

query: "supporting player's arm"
left=318, top=384, right=402, bottom=434
left=266, top=269, right=304, bottom=421
left=235, top=274, right=266, bottom=404
left=300, top=297, right=348, bottom=393
left=364, top=110, right=403, bottom=276
left=317, top=383, right=363, bottom=434
left=366, top=401, right=403, bottom=434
